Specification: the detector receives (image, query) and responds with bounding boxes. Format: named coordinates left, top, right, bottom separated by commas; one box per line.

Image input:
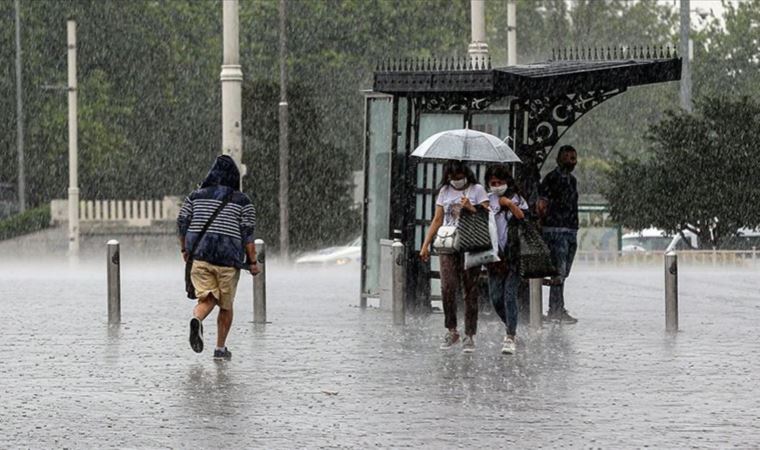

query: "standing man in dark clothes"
left=177, top=155, right=259, bottom=360
left=537, top=145, right=579, bottom=324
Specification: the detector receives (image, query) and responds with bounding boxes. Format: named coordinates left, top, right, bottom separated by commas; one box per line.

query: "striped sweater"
left=177, top=186, right=256, bottom=268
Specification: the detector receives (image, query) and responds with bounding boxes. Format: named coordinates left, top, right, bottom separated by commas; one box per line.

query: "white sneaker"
left=462, top=335, right=475, bottom=353
left=501, top=335, right=516, bottom=355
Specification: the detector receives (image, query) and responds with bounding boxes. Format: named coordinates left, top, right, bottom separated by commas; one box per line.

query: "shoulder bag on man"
left=516, top=219, right=558, bottom=279
left=184, top=191, right=233, bottom=299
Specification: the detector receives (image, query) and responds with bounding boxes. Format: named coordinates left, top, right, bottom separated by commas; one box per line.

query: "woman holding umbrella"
left=420, top=160, right=489, bottom=352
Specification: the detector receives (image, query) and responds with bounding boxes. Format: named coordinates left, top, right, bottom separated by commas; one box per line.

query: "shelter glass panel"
left=363, top=95, right=393, bottom=295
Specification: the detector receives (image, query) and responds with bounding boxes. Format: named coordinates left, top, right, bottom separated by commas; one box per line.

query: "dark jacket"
left=177, top=155, right=255, bottom=268
left=538, top=167, right=579, bottom=230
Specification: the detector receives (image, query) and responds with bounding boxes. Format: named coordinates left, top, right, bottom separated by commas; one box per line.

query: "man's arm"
left=177, top=196, right=193, bottom=261
left=240, top=202, right=259, bottom=274
left=536, top=171, right=555, bottom=219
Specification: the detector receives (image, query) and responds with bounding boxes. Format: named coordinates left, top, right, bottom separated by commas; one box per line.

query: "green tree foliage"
left=604, top=97, right=760, bottom=248
left=692, top=0, right=760, bottom=100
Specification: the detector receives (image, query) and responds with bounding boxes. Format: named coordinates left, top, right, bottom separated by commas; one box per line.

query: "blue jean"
left=487, top=263, right=520, bottom=336
left=542, top=229, right=578, bottom=313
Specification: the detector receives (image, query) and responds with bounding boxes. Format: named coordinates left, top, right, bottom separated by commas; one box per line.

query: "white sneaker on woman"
left=462, top=335, right=475, bottom=353
left=501, top=335, right=516, bottom=355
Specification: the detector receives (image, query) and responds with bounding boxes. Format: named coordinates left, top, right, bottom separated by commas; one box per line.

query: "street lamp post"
left=506, top=0, right=516, bottom=66
left=221, top=0, right=244, bottom=176
left=278, top=0, right=290, bottom=260
left=14, top=0, right=26, bottom=213
left=67, top=19, right=79, bottom=256
left=468, top=0, right=489, bottom=65
left=680, top=0, right=692, bottom=112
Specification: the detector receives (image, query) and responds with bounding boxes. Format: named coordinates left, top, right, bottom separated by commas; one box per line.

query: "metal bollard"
left=665, top=251, right=678, bottom=333
left=529, top=278, right=542, bottom=330
left=253, top=239, right=267, bottom=324
left=392, top=239, right=406, bottom=325
left=253, top=239, right=267, bottom=323
left=107, top=240, right=121, bottom=325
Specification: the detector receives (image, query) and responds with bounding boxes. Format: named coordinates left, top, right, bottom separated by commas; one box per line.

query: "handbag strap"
left=186, top=190, right=234, bottom=259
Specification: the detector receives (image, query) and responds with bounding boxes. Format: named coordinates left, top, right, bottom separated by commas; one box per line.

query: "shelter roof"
left=373, top=47, right=681, bottom=98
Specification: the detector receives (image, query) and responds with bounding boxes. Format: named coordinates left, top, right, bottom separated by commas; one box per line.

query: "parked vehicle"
left=623, top=227, right=760, bottom=252
left=294, top=236, right=361, bottom=266
left=622, top=228, right=675, bottom=252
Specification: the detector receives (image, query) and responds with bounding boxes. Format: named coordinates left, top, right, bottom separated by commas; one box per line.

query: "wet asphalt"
left=1, top=260, right=758, bottom=448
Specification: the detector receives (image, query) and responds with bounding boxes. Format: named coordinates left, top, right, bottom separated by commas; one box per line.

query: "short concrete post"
left=392, top=239, right=406, bottom=325
left=253, top=239, right=267, bottom=324
left=107, top=240, right=121, bottom=324
left=665, top=251, right=678, bottom=333
left=752, top=246, right=757, bottom=265
left=529, top=278, right=542, bottom=329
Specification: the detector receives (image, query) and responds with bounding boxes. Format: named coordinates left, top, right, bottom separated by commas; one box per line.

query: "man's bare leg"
left=217, top=308, right=233, bottom=348
left=193, top=294, right=216, bottom=321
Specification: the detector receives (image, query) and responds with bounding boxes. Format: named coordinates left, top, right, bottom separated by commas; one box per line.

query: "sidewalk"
left=1, top=261, right=758, bottom=448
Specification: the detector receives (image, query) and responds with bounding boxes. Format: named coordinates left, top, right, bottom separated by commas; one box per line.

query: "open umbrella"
left=411, top=128, right=521, bottom=163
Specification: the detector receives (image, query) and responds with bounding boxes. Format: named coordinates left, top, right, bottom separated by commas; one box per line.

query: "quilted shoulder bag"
left=433, top=226, right=459, bottom=254
left=457, top=205, right=492, bottom=253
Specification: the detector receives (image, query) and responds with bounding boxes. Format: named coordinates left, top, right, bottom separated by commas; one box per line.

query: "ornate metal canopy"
left=373, top=46, right=681, bottom=185
left=374, top=46, right=680, bottom=99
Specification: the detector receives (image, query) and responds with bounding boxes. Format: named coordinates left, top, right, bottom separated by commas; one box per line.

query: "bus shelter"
left=361, top=47, right=681, bottom=310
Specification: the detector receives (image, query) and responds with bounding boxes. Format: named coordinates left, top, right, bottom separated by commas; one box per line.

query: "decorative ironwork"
left=551, top=45, right=676, bottom=61
left=376, top=56, right=492, bottom=73
left=413, top=94, right=501, bottom=112
left=516, top=88, right=625, bottom=167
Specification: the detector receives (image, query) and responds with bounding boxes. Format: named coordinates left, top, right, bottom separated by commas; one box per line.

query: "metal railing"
left=574, top=249, right=760, bottom=267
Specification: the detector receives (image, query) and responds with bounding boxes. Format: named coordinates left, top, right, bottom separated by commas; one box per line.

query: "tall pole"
left=679, top=0, right=692, bottom=112
left=468, top=0, right=489, bottom=65
left=221, top=0, right=244, bottom=176
left=506, top=0, right=516, bottom=66
left=278, top=0, right=290, bottom=259
left=67, top=19, right=79, bottom=256
left=14, top=0, right=26, bottom=212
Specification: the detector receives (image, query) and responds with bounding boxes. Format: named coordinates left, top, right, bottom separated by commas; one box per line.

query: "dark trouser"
left=487, top=260, right=520, bottom=336
left=439, top=253, right=480, bottom=336
left=542, top=229, right=578, bottom=314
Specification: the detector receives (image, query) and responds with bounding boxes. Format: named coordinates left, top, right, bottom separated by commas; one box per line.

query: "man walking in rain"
left=177, top=155, right=258, bottom=360
left=538, top=145, right=579, bottom=324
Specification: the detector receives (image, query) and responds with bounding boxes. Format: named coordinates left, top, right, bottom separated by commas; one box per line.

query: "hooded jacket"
left=177, top=155, right=255, bottom=268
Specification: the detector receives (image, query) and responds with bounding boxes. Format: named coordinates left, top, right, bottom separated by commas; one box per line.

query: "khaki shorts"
left=190, top=260, right=241, bottom=310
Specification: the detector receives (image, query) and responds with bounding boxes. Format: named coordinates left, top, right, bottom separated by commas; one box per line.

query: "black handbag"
left=184, top=192, right=233, bottom=299
left=457, top=205, right=492, bottom=253
left=516, top=220, right=558, bottom=279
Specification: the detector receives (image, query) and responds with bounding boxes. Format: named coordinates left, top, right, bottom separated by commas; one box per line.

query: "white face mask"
left=490, top=185, right=507, bottom=196
left=450, top=179, right=467, bottom=190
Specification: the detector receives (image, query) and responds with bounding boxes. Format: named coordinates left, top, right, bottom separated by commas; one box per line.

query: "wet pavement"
left=1, top=259, right=759, bottom=448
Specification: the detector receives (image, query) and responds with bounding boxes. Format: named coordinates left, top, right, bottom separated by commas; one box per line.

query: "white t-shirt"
left=436, top=183, right=489, bottom=227
left=489, top=192, right=529, bottom=251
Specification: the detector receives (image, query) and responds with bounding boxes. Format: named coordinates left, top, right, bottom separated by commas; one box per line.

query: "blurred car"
left=621, top=227, right=697, bottom=253
left=294, top=236, right=362, bottom=266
